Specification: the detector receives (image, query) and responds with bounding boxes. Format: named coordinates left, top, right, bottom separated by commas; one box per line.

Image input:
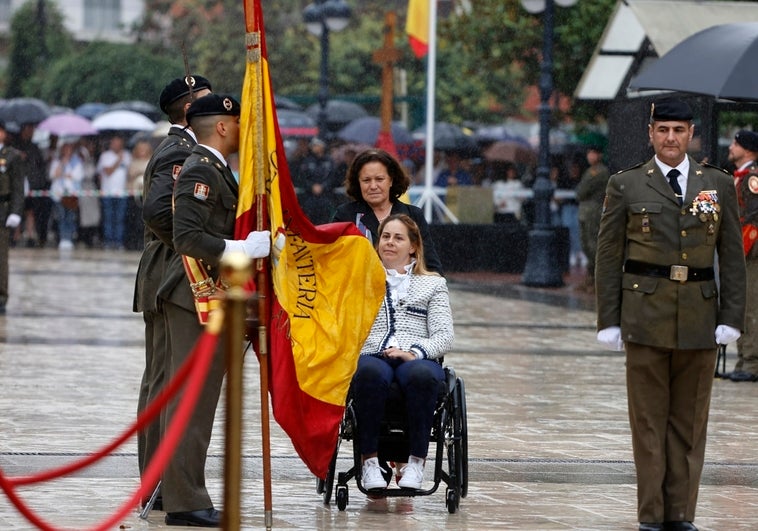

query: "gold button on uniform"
left=681, top=253, right=688, bottom=260
left=681, top=230, right=687, bottom=237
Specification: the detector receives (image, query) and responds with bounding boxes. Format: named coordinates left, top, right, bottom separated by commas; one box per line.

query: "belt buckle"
left=670, top=265, right=688, bottom=283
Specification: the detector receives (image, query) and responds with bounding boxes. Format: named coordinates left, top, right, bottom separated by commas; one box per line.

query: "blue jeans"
left=101, top=196, right=127, bottom=247
left=353, top=355, right=445, bottom=459
left=54, top=201, right=77, bottom=242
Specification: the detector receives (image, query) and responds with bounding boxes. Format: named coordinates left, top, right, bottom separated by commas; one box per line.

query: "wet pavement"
left=0, top=248, right=756, bottom=530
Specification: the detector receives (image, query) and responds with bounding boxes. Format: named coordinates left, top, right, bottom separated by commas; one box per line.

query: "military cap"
left=650, top=97, right=693, bottom=122
left=159, top=75, right=212, bottom=113
left=186, top=94, right=241, bottom=125
left=735, top=129, right=758, bottom=153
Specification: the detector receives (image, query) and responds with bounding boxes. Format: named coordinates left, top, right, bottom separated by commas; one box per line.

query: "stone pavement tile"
left=1, top=249, right=757, bottom=530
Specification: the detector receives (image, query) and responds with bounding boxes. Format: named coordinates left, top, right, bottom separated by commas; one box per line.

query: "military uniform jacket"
left=735, top=162, right=758, bottom=259
left=133, top=127, right=195, bottom=313
left=158, top=145, right=238, bottom=313
left=576, top=163, right=610, bottom=222
left=0, top=145, right=24, bottom=222
left=596, top=155, right=746, bottom=350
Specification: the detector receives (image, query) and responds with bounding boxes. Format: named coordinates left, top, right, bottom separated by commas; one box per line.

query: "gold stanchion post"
left=220, top=252, right=253, bottom=530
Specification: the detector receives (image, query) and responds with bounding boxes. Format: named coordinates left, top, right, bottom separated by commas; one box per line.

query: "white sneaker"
left=58, top=240, right=74, bottom=251
left=397, top=456, right=424, bottom=489
left=361, top=457, right=388, bottom=490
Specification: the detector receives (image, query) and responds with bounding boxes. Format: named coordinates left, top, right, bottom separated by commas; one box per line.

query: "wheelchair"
left=316, top=364, right=468, bottom=514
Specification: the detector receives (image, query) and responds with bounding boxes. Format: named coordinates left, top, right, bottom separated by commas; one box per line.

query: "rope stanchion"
left=220, top=253, right=253, bottom=530
left=0, top=313, right=223, bottom=531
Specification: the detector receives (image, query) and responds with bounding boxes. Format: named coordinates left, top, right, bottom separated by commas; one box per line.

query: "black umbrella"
left=414, top=122, right=480, bottom=157
left=277, top=109, right=317, bottom=138
left=275, top=95, right=303, bottom=111
left=305, top=100, right=369, bottom=128
left=337, top=117, right=414, bottom=146
left=0, top=98, right=51, bottom=126
left=630, top=22, right=758, bottom=101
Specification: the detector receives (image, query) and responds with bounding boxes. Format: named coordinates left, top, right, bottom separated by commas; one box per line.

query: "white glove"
left=224, top=230, right=271, bottom=259
left=597, top=326, right=624, bottom=351
left=5, top=213, right=20, bottom=228
left=715, top=324, right=741, bottom=345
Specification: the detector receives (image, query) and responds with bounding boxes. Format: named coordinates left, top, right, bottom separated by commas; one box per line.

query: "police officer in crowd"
left=0, top=121, right=24, bottom=314
left=134, top=74, right=212, bottom=512
left=595, top=98, right=746, bottom=531
left=726, top=129, right=758, bottom=382
left=157, top=94, right=270, bottom=527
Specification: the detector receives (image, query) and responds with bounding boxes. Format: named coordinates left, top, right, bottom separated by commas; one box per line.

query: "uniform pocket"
left=628, top=202, right=663, bottom=242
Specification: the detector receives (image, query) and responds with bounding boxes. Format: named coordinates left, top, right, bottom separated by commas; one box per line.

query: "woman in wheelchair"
left=353, top=214, right=454, bottom=491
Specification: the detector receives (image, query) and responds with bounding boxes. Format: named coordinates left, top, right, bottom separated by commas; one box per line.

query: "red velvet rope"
left=0, top=328, right=220, bottom=531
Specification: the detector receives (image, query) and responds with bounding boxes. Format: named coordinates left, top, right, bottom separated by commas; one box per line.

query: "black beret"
left=186, top=94, right=241, bottom=124
left=650, top=97, right=693, bottom=122
left=159, top=75, right=212, bottom=113
left=735, top=130, right=758, bottom=153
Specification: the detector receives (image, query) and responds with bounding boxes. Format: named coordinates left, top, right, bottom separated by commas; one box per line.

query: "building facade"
left=0, top=0, right=144, bottom=43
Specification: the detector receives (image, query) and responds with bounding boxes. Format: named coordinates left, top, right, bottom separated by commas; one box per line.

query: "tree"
left=36, top=42, right=182, bottom=107
left=5, top=0, right=73, bottom=98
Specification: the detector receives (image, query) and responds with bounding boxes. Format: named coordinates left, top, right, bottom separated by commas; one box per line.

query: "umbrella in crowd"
left=92, top=110, right=156, bottom=132
left=277, top=109, right=318, bottom=138
left=108, top=100, right=162, bottom=122
left=483, top=140, right=537, bottom=166
left=75, top=102, right=109, bottom=120
left=474, top=123, right=531, bottom=145
left=630, top=22, right=758, bottom=100
left=275, top=95, right=303, bottom=111
left=337, top=117, right=415, bottom=147
left=0, top=97, right=51, bottom=126
left=37, top=113, right=98, bottom=136
left=305, top=100, right=369, bottom=130
left=414, top=122, right=480, bottom=157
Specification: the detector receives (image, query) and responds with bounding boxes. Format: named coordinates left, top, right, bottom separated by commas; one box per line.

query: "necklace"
left=374, top=204, right=392, bottom=223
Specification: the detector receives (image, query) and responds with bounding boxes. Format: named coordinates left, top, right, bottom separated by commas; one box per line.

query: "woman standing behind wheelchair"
left=354, top=213, right=454, bottom=491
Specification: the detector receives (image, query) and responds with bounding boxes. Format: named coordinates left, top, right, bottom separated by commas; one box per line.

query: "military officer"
left=134, top=74, right=212, bottom=511
left=725, top=129, right=758, bottom=382
left=0, top=120, right=24, bottom=314
left=595, top=98, right=746, bottom=531
left=575, top=145, right=610, bottom=288
left=157, top=94, right=270, bottom=527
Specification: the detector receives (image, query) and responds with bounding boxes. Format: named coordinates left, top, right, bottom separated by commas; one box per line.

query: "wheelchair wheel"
left=446, top=487, right=459, bottom=514
left=321, top=446, right=338, bottom=505
left=336, top=485, right=349, bottom=511
left=456, top=377, right=469, bottom=498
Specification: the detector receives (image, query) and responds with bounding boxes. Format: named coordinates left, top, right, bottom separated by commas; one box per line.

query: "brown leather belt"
left=624, top=259, right=714, bottom=283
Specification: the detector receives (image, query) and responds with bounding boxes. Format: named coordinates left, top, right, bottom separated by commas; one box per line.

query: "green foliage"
left=6, top=0, right=73, bottom=98
left=36, top=42, right=182, bottom=107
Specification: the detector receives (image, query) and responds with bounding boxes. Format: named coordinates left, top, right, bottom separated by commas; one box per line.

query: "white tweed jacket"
left=360, top=273, right=454, bottom=360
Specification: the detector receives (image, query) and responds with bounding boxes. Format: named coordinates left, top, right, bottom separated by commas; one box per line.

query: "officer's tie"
left=667, top=168, right=683, bottom=205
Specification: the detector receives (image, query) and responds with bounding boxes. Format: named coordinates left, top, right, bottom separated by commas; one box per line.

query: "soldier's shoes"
left=638, top=524, right=664, bottom=531
left=165, top=508, right=220, bottom=527
left=664, top=522, right=698, bottom=531
left=727, top=370, right=758, bottom=382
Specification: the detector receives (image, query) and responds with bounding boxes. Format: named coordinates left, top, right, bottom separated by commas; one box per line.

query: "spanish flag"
left=238, top=0, right=386, bottom=479
left=406, top=0, right=429, bottom=58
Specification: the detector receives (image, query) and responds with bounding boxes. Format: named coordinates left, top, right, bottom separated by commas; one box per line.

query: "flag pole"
left=414, top=0, right=458, bottom=223
left=244, top=1, right=273, bottom=528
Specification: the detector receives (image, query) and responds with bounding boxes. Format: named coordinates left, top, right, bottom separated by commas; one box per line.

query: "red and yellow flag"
left=406, top=0, right=429, bottom=58
left=238, top=0, right=386, bottom=479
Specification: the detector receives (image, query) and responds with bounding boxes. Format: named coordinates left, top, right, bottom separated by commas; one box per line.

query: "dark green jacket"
left=596, top=156, right=746, bottom=350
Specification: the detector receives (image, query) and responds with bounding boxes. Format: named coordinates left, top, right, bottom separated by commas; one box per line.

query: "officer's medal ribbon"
left=689, top=190, right=720, bottom=222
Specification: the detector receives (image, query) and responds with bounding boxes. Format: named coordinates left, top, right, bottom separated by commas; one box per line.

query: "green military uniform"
left=575, top=161, right=610, bottom=277
left=133, top=126, right=195, bottom=491
left=733, top=162, right=758, bottom=376
left=0, top=143, right=25, bottom=312
left=157, top=144, right=238, bottom=514
left=596, top=155, right=746, bottom=524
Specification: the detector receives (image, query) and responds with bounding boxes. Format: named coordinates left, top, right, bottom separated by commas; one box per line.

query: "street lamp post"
left=520, top=0, right=577, bottom=288
left=303, top=0, right=351, bottom=140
